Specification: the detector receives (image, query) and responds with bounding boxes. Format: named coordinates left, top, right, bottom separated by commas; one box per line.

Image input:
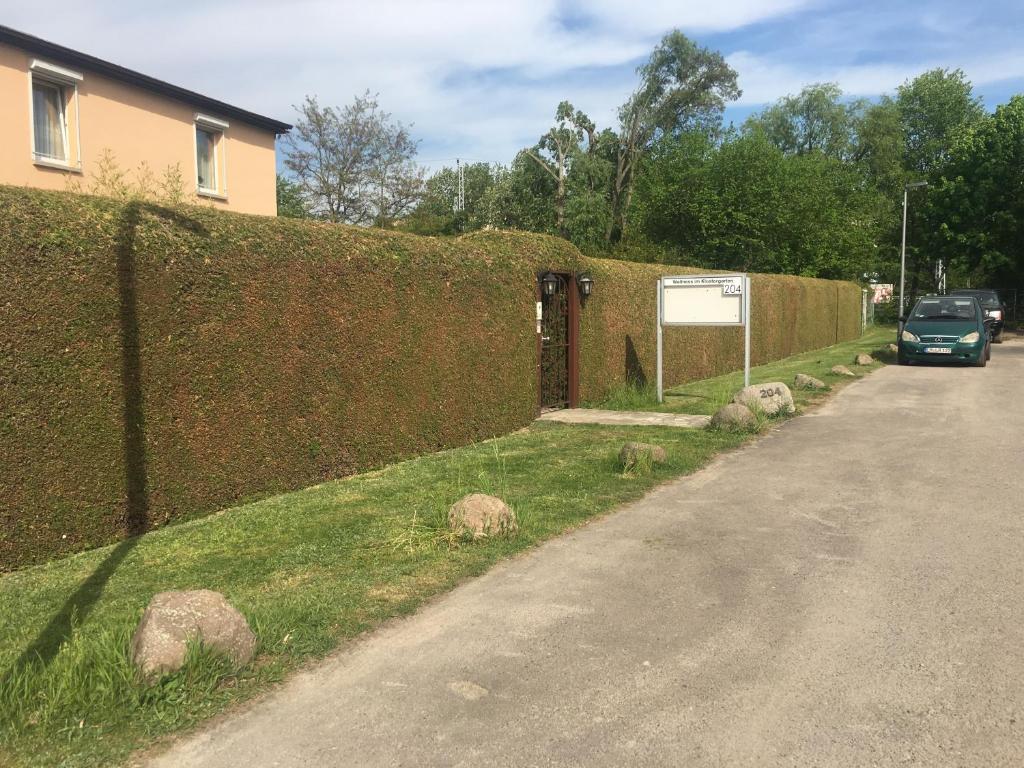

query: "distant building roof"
left=0, top=25, right=292, bottom=135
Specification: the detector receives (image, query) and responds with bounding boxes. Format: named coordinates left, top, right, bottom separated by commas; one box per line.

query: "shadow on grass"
left=3, top=201, right=206, bottom=680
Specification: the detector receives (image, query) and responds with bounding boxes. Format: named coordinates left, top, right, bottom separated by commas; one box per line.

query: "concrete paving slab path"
left=149, top=340, right=1024, bottom=767
left=537, top=407, right=711, bottom=428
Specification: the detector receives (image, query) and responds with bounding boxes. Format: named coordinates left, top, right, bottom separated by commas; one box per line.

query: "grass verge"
left=596, top=325, right=895, bottom=415
left=0, top=328, right=892, bottom=767
left=1, top=424, right=746, bottom=767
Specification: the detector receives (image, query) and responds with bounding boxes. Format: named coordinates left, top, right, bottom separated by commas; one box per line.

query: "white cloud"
left=729, top=47, right=1024, bottom=106
left=580, top=0, right=817, bottom=34
left=4, top=0, right=1019, bottom=170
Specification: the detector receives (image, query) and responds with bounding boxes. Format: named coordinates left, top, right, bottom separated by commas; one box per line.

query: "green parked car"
left=898, top=295, right=992, bottom=367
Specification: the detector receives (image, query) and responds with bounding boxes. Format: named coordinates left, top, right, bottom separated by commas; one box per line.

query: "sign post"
left=656, top=274, right=750, bottom=403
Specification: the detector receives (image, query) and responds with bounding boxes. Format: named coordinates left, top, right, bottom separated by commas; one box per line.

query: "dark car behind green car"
left=898, top=295, right=992, bottom=367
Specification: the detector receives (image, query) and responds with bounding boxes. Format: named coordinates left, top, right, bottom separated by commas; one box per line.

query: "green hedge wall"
left=0, top=187, right=861, bottom=569
left=577, top=261, right=863, bottom=399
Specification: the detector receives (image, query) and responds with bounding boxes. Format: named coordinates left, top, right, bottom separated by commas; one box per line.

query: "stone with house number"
left=731, top=381, right=795, bottom=416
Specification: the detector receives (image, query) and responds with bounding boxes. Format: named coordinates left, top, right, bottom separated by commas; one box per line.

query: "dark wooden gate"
left=538, top=273, right=579, bottom=410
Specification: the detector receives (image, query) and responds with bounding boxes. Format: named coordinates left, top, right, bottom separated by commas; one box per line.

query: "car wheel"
left=974, top=349, right=988, bottom=367
left=993, top=333, right=1003, bottom=344
left=898, top=353, right=911, bottom=366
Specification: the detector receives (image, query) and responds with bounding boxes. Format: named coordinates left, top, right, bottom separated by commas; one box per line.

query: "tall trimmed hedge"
left=0, top=187, right=861, bottom=569
left=577, top=260, right=863, bottom=399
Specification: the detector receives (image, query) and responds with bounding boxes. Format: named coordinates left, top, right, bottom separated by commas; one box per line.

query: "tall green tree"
left=276, top=174, right=308, bottom=218
left=895, top=69, right=986, bottom=295
left=403, top=162, right=498, bottom=235
left=608, top=30, right=740, bottom=243
left=744, top=82, right=862, bottom=160
left=482, top=152, right=558, bottom=234
left=929, top=96, right=1024, bottom=287
left=526, top=101, right=592, bottom=238
left=633, top=131, right=885, bottom=279
left=897, top=68, right=985, bottom=175
left=283, top=92, right=424, bottom=225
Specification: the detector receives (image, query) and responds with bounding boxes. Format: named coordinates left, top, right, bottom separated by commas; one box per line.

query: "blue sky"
left=3, top=0, right=1023, bottom=172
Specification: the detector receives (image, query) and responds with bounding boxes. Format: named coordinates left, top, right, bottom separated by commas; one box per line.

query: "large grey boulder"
left=732, top=382, right=795, bottom=416
left=131, top=590, right=256, bottom=683
left=710, top=403, right=758, bottom=429
left=793, top=373, right=826, bottom=390
left=448, top=493, right=517, bottom=540
left=855, top=353, right=875, bottom=366
left=831, top=364, right=856, bottom=377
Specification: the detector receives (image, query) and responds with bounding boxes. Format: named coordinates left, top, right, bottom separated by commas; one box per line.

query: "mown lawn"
left=598, top=325, right=895, bottom=414
left=0, top=423, right=748, bottom=767
left=0, top=328, right=891, bottom=767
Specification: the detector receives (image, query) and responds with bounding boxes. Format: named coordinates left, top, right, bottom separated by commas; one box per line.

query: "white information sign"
left=656, top=274, right=752, bottom=402
left=661, top=275, right=745, bottom=326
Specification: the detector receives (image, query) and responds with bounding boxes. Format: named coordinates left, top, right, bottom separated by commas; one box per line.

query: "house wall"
left=0, top=42, right=278, bottom=216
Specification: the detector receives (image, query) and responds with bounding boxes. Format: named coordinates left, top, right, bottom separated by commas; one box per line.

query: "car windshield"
left=910, top=298, right=978, bottom=320
left=949, top=290, right=1001, bottom=308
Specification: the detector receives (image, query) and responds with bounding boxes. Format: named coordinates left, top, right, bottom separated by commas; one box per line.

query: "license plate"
left=924, top=347, right=952, bottom=354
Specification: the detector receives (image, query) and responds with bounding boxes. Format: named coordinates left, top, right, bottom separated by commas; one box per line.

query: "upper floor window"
left=196, top=127, right=217, bottom=191
left=194, top=114, right=229, bottom=197
left=32, top=81, right=67, bottom=161
left=29, top=60, right=82, bottom=169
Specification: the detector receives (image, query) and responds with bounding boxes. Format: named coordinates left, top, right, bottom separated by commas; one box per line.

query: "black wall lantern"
left=540, top=271, right=559, bottom=297
left=577, top=273, right=594, bottom=297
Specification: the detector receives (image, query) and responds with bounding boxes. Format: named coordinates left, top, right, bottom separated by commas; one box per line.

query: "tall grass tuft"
left=600, top=380, right=660, bottom=411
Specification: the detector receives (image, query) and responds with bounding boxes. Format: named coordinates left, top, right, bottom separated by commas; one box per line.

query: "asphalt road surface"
left=150, top=340, right=1024, bottom=767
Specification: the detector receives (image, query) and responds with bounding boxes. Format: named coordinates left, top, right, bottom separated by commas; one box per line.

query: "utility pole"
left=899, top=181, right=928, bottom=317
left=453, top=158, right=465, bottom=213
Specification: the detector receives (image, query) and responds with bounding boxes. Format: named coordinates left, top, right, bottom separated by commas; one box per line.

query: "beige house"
left=0, top=26, right=290, bottom=216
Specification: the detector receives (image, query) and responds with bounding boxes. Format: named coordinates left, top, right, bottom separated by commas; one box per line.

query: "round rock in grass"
left=448, top=493, right=517, bottom=540
left=732, top=382, right=795, bottom=416
left=618, top=442, right=667, bottom=467
left=831, top=364, right=856, bottom=377
left=131, top=590, right=256, bottom=683
left=710, top=403, right=757, bottom=429
left=855, top=353, right=875, bottom=366
left=793, top=373, right=826, bottom=391
left=887, top=343, right=899, bottom=353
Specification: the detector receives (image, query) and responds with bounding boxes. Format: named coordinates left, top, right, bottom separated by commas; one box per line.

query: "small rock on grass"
left=886, top=343, right=899, bottom=353
left=618, top=442, right=667, bottom=466
left=448, top=493, right=517, bottom=540
left=710, top=403, right=757, bottom=429
left=131, top=590, right=256, bottom=683
left=793, top=373, right=826, bottom=390
left=855, top=353, right=875, bottom=366
left=831, top=364, right=856, bottom=377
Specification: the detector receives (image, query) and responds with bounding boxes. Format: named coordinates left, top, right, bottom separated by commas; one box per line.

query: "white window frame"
left=194, top=114, right=229, bottom=199
left=28, top=59, right=83, bottom=172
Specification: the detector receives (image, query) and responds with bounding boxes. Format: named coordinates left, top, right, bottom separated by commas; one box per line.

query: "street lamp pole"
left=899, top=181, right=928, bottom=318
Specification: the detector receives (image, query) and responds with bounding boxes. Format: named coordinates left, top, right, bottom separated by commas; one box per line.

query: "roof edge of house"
left=0, top=25, right=292, bottom=135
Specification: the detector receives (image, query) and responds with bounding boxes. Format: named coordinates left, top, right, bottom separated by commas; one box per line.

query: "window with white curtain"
left=194, top=114, right=228, bottom=196
left=196, top=127, right=217, bottom=191
left=32, top=80, right=68, bottom=162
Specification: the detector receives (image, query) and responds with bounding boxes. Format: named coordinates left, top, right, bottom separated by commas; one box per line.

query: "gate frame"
left=536, top=271, right=580, bottom=412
